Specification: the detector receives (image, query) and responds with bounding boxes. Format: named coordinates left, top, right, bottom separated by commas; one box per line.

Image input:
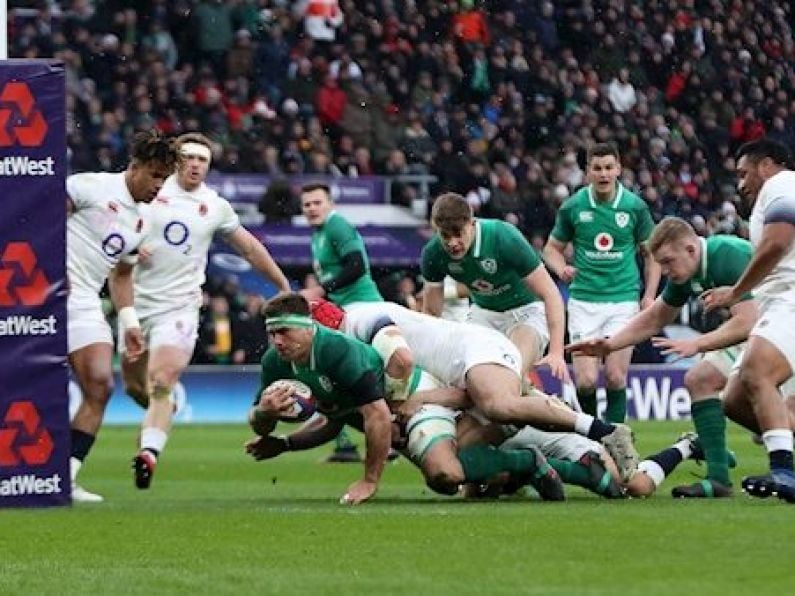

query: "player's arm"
left=567, top=297, right=679, bottom=357
left=542, top=237, right=575, bottom=283
left=245, top=415, right=345, bottom=460
left=523, top=264, right=567, bottom=377
left=225, top=226, right=291, bottom=293
left=704, top=222, right=795, bottom=310
left=639, top=242, right=662, bottom=309
left=398, top=386, right=470, bottom=421
left=108, top=260, right=144, bottom=360
left=421, top=282, right=444, bottom=317
left=653, top=299, right=758, bottom=358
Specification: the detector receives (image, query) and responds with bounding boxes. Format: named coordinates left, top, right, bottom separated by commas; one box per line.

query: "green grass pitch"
left=2, top=420, right=794, bottom=595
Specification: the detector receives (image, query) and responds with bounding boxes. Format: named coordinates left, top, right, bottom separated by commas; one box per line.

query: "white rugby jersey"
left=342, top=301, right=511, bottom=387
left=133, top=175, right=240, bottom=317
left=748, top=170, right=795, bottom=299
left=67, top=172, right=148, bottom=296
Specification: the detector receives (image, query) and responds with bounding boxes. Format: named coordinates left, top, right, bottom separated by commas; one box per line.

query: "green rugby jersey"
left=550, top=183, right=654, bottom=302
left=421, top=218, right=542, bottom=311
left=662, top=235, right=754, bottom=307
left=311, top=211, right=382, bottom=306
left=255, top=324, right=385, bottom=419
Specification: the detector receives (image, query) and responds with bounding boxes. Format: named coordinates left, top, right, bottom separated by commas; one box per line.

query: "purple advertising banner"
left=246, top=224, right=431, bottom=266
left=535, top=366, right=691, bottom=421
left=205, top=173, right=386, bottom=205
left=0, top=61, right=69, bottom=507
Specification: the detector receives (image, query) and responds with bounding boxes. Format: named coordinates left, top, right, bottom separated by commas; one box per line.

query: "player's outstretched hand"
left=565, top=338, right=612, bottom=358
left=340, top=479, right=378, bottom=505
left=124, top=327, right=145, bottom=362
left=700, top=286, right=737, bottom=312
left=299, top=285, right=326, bottom=302
left=651, top=336, right=699, bottom=360
left=537, top=352, right=571, bottom=382
left=244, top=435, right=287, bottom=461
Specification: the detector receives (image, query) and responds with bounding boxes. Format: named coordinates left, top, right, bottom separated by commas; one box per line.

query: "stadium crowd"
left=10, top=0, right=795, bottom=361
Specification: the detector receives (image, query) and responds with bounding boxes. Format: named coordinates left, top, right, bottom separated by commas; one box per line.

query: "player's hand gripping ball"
left=265, top=379, right=317, bottom=422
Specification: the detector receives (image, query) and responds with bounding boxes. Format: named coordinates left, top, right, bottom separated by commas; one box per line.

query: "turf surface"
left=2, top=421, right=793, bottom=595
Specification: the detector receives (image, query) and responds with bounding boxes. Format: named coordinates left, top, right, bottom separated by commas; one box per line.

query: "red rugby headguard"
left=310, top=298, right=345, bottom=330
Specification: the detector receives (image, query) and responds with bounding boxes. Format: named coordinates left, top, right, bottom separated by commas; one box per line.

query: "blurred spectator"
left=231, top=293, right=268, bottom=364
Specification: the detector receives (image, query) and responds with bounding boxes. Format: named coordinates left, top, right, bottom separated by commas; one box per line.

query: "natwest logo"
left=0, top=400, right=54, bottom=467
left=0, top=242, right=50, bottom=307
left=0, top=81, right=48, bottom=147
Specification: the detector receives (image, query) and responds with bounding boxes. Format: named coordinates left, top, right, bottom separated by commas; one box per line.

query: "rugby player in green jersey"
left=299, top=183, right=389, bottom=463
left=246, top=293, right=566, bottom=502
left=421, top=193, right=568, bottom=383
left=567, top=217, right=755, bottom=497
left=545, top=143, right=660, bottom=423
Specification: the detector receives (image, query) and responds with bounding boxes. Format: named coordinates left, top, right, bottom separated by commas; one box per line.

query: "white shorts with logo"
left=467, top=302, right=549, bottom=355
left=501, top=425, right=598, bottom=462
left=68, top=291, right=112, bottom=353
left=118, top=306, right=199, bottom=355
left=440, top=325, right=523, bottom=388
left=406, top=404, right=458, bottom=465
left=750, top=295, right=795, bottom=377
left=567, top=298, right=639, bottom=343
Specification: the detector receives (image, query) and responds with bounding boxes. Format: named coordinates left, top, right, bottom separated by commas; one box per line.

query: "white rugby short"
left=750, top=296, right=795, bottom=379
left=467, top=302, right=549, bottom=355
left=443, top=326, right=523, bottom=388
left=567, top=298, right=639, bottom=343
left=118, top=306, right=199, bottom=355
left=68, top=290, right=111, bottom=353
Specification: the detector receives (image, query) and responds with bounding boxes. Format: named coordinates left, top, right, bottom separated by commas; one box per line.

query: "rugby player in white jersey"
left=312, top=299, right=640, bottom=481
left=703, top=139, right=795, bottom=502
left=68, top=130, right=177, bottom=502
left=119, top=133, right=291, bottom=489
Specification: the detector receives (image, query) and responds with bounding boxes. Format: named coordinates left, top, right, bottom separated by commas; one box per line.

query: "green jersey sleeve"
left=499, top=222, right=542, bottom=277
left=325, top=213, right=364, bottom=257
left=550, top=201, right=574, bottom=243
left=420, top=239, right=447, bottom=283
left=711, top=241, right=754, bottom=302
left=634, top=200, right=655, bottom=243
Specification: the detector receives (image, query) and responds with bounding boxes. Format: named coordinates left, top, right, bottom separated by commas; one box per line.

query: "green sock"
left=605, top=388, right=627, bottom=423
left=578, top=389, right=597, bottom=416
left=691, top=398, right=730, bottom=485
left=458, top=445, right=535, bottom=483
left=547, top=458, right=592, bottom=487
left=334, top=428, right=356, bottom=450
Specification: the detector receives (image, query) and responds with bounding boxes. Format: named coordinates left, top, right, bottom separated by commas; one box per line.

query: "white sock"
left=70, top=456, right=82, bottom=484
left=140, top=427, right=169, bottom=457
left=762, top=429, right=794, bottom=453
left=637, top=460, right=666, bottom=487
left=673, top=438, right=693, bottom=460
left=574, top=413, right=594, bottom=436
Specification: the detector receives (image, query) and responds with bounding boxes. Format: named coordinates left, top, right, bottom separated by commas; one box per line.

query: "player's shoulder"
left=67, top=170, right=121, bottom=190
left=559, top=188, right=588, bottom=211
left=620, top=186, right=649, bottom=210
left=706, top=233, right=751, bottom=255
left=421, top=233, right=444, bottom=257
left=762, top=170, right=795, bottom=202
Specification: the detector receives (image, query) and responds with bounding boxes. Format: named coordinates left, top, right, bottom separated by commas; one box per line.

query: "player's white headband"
left=179, top=142, right=212, bottom=162
left=266, top=314, right=314, bottom=330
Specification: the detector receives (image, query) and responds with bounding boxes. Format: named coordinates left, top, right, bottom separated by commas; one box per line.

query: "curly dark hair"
left=129, top=130, right=177, bottom=169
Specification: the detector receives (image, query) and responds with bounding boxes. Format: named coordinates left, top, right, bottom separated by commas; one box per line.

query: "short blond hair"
left=648, top=216, right=697, bottom=253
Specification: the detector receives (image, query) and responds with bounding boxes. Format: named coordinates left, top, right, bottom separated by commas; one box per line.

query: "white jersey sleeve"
left=749, top=170, right=795, bottom=299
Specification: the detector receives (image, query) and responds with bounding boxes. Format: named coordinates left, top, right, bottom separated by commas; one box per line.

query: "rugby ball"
left=264, top=379, right=317, bottom=422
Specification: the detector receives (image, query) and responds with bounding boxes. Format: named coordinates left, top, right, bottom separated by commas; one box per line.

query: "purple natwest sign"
left=205, top=173, right=386, bottom=205
left=250, top=223, right=431, bottom=266
left=536, top=366, right=691, bottom=421
left=0, top=61, right=69, bottom=507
